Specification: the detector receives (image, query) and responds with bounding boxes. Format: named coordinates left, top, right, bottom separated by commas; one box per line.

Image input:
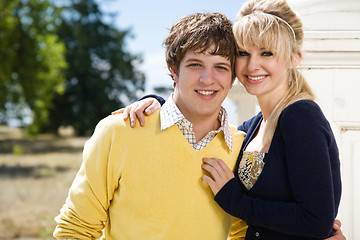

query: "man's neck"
left=170, top=93, right=222, bottom=143
left=186, top=113, right=221, bottom=143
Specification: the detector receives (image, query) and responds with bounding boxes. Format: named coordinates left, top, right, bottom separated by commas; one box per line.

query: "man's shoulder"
left=97, top=114, right=128, bottom=130
left=99, top=110, right=161, bottom=130
left=91, top=111, right=162, bottom=142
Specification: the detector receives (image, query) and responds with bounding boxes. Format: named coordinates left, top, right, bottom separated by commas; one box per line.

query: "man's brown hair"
left=164, top=12, right=237, bottom=81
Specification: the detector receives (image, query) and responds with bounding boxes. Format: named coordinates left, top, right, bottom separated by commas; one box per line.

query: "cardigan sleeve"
left=237, top=112, right=262, bottom=133
left=215, top=101, right=341, bottom=238
left=237, top=121, right=247, bottom=132
left=139, top=94, right=166, bottom=106
left=54, top=116, right=124, bottom=239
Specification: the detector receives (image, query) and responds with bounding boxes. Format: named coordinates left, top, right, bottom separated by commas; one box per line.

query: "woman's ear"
left=292, top=51, right=302, bottom=68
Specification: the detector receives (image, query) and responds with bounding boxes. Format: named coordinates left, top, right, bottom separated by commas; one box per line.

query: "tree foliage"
left=0, top=0, right=145, bottom=136
left=0, top=0, right=67, bottom=135
left=48, top=0, right=145, bottom=135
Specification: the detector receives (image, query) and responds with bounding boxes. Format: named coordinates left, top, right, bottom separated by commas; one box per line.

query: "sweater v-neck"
left=167, top=123, right=229, bottom=154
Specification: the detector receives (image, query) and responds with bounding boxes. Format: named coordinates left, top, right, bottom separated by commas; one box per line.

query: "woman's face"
left=235, top=44, right=290, bottom=102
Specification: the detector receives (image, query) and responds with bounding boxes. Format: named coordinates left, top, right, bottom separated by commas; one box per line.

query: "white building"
left=228, top=0, right=360, bottom=238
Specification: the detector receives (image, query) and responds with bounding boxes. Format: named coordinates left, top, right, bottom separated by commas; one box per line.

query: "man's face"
left=172, top=49, right=233, bottom=123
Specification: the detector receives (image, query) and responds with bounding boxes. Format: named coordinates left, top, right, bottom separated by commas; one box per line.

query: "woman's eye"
left=237, top=51, right=249, bottom=56
left=262, top=51, right=273, bottom=56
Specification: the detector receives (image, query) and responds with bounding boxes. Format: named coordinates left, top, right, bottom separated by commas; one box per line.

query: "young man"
left=53, top=12, right=247, bottom=240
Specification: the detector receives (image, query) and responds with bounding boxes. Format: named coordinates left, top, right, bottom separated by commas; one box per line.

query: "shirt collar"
left=160, top=94, right=233, bottom=151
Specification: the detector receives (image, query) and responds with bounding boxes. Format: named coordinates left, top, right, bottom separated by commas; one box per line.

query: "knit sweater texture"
left=54, top=110, right=247, bottom=240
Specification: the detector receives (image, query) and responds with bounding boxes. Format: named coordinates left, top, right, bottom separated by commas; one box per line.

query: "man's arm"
left=54, top=116, right=123, bottom=239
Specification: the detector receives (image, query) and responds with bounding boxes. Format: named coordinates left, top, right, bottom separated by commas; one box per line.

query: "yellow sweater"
left=54, top=110, right=247, bottom=240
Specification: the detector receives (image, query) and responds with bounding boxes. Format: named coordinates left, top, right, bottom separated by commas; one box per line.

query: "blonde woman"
left=201, top=0, right=342, bottom=239
left=115, top=0, right=343, bottom=239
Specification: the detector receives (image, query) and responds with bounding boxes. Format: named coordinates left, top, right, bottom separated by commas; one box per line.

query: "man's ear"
left=170, top=66, right=178, bottom=83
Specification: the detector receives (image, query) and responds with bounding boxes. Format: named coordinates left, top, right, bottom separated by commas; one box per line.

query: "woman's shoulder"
left=283, top=100, right=321, bottom=113
left=280, top=100, right=328, bottom=128
left=283, top=100, right=324, bottom=117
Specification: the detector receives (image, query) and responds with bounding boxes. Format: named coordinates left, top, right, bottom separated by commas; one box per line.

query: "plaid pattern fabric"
left=160, top=95, right=232, bottom=151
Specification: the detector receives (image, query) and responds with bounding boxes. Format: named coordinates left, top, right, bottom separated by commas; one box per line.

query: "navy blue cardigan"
left=215, top=100, right=341, bottom=240
left=144, top=95, right=341, bottom=240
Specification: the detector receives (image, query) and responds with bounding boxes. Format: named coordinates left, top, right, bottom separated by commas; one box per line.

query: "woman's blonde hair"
left=233, top=0, right=315, bottom=145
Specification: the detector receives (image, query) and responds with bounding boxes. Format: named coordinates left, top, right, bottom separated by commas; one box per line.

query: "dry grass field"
left=0, top=126, right=88, bottom=239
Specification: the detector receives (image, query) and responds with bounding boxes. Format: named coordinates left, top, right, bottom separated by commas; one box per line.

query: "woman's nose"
left=247, top=55, right=260, bottom=72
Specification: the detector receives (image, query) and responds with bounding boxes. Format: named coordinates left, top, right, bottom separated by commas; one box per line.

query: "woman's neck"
left=257, top=87, right=288, bottom=120
left=258, top=98, right=280, bottom=121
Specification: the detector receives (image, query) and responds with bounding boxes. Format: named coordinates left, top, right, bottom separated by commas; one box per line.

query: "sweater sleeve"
left=54, top=116, right=123, bottom=239
left=215, top=101, right=340, bottom=238
left=228, top=217, right=248, bottom=240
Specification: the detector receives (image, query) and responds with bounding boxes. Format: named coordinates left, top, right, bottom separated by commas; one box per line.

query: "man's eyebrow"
left=184, top=58, right=231, bottom=67
left=216, top=61, right=231, bottom=67
left=184, top=58, right=202, bottom=63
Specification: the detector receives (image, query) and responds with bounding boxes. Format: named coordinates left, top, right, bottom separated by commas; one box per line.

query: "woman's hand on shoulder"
left=111, top=98, right=161, bottom=127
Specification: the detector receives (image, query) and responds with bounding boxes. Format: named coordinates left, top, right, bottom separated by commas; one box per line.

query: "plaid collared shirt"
left=160, top=94, right=233, bottom=151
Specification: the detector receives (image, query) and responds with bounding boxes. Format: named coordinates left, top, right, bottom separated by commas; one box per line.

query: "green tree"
left=0, top=0, right=67, bottom=135
left=48, top=0, right=145, bottom=135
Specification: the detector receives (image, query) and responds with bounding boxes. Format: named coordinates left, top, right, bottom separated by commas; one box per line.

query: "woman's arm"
left=202, top=158, right=346, bottom=240
left=202, top=159, right=345, bottom=240
left=325, top=220, right=346, bottom=240
left=204, top=101, right=341, bottom=238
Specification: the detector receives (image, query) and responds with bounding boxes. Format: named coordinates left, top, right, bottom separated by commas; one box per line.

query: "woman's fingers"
left=202, top=159, right=222, bottom=180
left=144, top=99, right=161, bottom=115
left=202, top=158, right=234, bottom=179
left=334, top=219, right=341, bottom=229
left=202, top=174, right=218, bottom=195
left=111, top=108, right=125, bottom=116
left=111, top=98, right=161, bottom=127
left=201, top=158, right=234, bottom=195
left=129, top=98, right=160, bottom=127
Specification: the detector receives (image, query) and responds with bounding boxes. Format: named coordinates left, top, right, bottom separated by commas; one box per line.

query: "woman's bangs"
left=234, top=15, right=289, bottom=58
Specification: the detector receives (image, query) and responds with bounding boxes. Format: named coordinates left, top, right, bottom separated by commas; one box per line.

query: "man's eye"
left=188, top=63, right=200, bottom=67
left=216, top=66, right=229, bottom=71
